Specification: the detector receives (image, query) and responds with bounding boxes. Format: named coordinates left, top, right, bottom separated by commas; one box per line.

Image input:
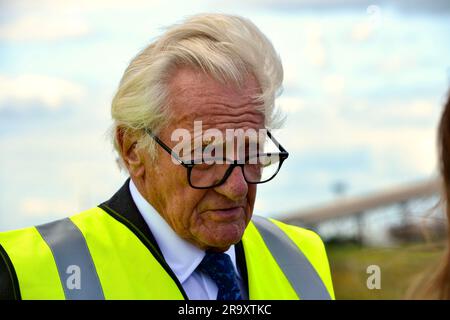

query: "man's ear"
left=116, top=127, right=145, bottom=177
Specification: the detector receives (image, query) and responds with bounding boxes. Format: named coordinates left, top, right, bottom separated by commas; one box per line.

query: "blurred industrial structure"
left=281, top=178, right=446, bottom=245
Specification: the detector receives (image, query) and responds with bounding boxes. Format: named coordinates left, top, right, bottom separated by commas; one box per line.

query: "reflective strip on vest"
left=36, top=218, right=105, bottom=300
left=251, top=215, right=331, bottom=300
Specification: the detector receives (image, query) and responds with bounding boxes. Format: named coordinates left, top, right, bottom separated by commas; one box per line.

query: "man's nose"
left=214, top=166, right=248, bottom=202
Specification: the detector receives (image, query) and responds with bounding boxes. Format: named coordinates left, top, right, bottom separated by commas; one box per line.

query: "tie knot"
left=197, top=252, right=243, bottom=300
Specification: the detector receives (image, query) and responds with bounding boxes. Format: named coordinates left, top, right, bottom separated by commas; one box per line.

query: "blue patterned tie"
left=197, top=251, right=243, bottom=300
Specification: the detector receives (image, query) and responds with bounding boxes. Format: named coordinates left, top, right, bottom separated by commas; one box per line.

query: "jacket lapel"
left=100, top=178, right=163, bottom=257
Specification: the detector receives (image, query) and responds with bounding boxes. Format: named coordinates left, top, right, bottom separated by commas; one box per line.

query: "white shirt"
left=129, top=180, right=246, bottom=300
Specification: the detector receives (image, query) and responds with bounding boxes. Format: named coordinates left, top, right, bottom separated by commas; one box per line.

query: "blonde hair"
left=110, top=13, right=284, bottom=168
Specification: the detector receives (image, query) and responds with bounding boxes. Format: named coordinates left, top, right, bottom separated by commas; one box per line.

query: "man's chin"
left=194, top=221, right=246, bottom=251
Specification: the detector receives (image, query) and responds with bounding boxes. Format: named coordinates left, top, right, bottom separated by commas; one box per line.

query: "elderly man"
left=0, top=14, right=334, bottom=300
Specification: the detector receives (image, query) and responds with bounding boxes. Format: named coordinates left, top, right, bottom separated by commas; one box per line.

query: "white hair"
left=110, top=13, right=284, bottom=169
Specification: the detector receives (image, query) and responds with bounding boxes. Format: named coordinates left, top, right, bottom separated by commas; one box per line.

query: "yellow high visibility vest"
left=0, top=207, right=334, bottom=300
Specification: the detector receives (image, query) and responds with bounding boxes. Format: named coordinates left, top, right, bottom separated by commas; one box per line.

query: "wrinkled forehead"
left=170, top=126, right=268, bottom=162
left=175, top=125, right=268, bottom=150
left=164, top=67, right=265, bottom=136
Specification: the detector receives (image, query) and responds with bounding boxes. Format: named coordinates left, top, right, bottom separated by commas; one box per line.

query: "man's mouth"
left=204, top=207, right=244, bottom=222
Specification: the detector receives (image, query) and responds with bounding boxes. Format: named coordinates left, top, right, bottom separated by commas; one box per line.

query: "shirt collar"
left=128, top=179, right=241, bottom=284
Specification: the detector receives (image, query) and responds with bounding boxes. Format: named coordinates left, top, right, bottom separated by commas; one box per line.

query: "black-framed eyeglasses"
left=145, top=128, right=289, bottom=189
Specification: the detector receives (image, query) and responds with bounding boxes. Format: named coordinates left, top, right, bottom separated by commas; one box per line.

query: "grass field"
left=327, top=242, right=446, bottom=299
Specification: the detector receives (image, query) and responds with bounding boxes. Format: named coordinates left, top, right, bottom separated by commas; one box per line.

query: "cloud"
left=221, top=0, right=450, bottom=13
left=322, top=74, right=346, bottom=96
left=0, top=0, right=163, bottom=43
left=4, top=0, right=165, bottom=12
left=0, top=13, right=90, bottom=41
left=19, top=197, right=77, bottom=218
left=0, top=74, right=86, bottom=114
left=351, top=20, right=377, bottom=41
left=277, top=96, right=306, bottom=113
left=274, top=95, right=440, bottom=179
left=0, top=125, right=126, bottom=229
left=344, top=98, right=440, bottom=131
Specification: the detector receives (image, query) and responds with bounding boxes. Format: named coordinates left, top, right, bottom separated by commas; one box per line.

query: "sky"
left=0, top=0, right=449, bottom=231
